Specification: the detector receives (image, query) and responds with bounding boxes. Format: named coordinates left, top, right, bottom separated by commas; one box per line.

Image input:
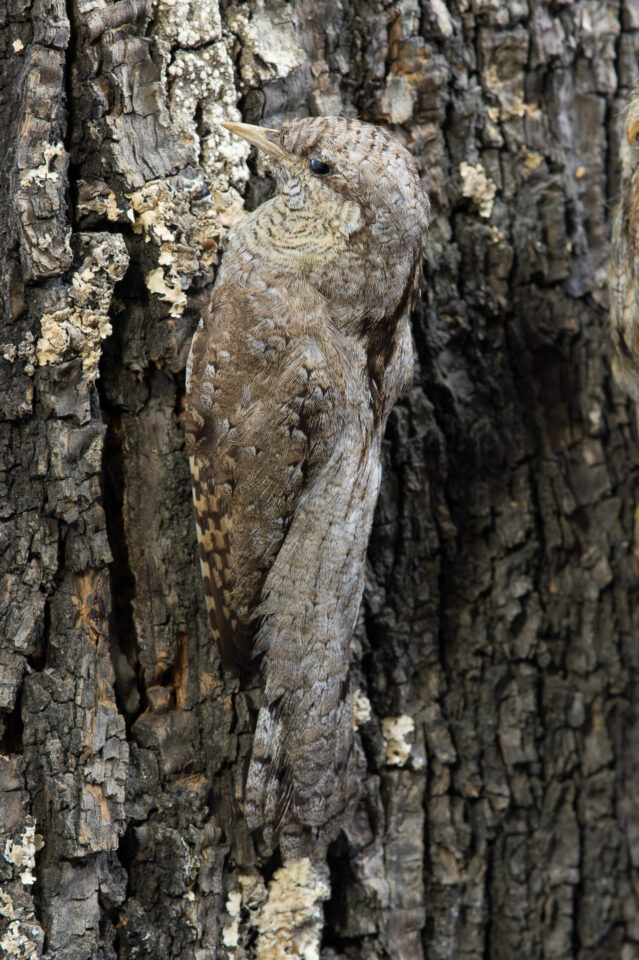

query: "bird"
left=185, top=115, right=430, bottom=858
left=610, top=91, right=639, bottom=401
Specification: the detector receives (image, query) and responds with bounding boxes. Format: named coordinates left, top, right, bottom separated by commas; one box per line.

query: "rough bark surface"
left=1, top=1, right=638, bottom=959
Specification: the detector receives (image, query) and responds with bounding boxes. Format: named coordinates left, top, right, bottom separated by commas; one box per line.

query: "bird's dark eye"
left=309, top=157, right=332, bottom=175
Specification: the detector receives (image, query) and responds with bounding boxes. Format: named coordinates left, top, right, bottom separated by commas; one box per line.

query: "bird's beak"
left=627, top=103, right=639, bottom=145
left=220, top=121, right=289, bottom=163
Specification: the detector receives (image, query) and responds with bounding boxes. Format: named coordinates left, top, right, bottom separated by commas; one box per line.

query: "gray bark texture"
left=1, top=0, right=639, bottom=958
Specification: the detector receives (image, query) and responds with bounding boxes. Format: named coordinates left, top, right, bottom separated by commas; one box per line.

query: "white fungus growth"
left=459, top=161, right=497, bottom=218
left=381, top=715, right=415, bottom=766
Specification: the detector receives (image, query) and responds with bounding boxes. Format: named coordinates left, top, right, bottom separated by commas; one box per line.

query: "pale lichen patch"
left=523, top=150, right=544, bottom=174
left=429, top=0, right=454, bottom=36
left=222, top=890, right=242, bottom=948
left=128, top=175, right=222, bottom=255
left=225, top=5, right=305, bottom=88
left=107, top=192, right=121, bottom=221
left=1, top=332, right=36, bottom=376
left=4, top=822, right=38, bottom=886
left=38, top=313, right=72, bottom=365
left=459, top=161, right=497, bottom=218
left=0, top=828, right=44, bottom=958
left=20, top=142, right=66, bottom=187
left=128, top=175, right=221, bottom=317
left=0, top=919, right=39, bottom=958
left=146, top=267, right=188, bottom=317
left=382, top=715, right=415, bottom=767
left=37, top=234, right=129, bottom=381
left=132, top=0, right=249, bottom=290
left=352, top=689, right=372, bottom=728
left=0, top=889, right=14, bottom=917
left=255, top=859, right=330, bottom=960
left=156, top=13, right=249, bottom=194
left=75, top=180, right=124, bottom=222
left=152, top=0, right=223, bottom=47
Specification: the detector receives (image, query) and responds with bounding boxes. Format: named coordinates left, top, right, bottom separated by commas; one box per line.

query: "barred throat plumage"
left=185, top=115, right=429, bottom=857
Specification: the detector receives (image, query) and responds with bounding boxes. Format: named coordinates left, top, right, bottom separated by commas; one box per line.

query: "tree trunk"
left=1, top=1, right=638, bottom=958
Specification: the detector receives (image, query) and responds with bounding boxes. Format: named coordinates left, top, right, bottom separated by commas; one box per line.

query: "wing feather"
left=185, top=276, right=345, bottom=668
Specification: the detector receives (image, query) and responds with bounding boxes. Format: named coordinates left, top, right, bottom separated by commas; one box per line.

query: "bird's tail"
left=243, top=443, right=380, bottom=856
left=245, top=658, right=356, bottom=857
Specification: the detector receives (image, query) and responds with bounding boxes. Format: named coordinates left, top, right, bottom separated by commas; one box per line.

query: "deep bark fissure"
left=100, top=399, right=148, bottom=727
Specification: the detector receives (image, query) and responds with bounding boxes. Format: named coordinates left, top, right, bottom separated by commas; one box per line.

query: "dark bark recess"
left=1, top=0, right=638, bottom=958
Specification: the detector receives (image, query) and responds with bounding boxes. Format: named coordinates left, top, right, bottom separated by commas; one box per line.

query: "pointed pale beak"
left=220, top=121, right=289, bottom=163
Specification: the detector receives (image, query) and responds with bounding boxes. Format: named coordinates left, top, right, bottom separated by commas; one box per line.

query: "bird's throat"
left=240, top=196, right=361, bottom=275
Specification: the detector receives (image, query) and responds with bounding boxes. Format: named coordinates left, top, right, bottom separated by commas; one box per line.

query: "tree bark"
left=1, top=1, right=639, bottom=958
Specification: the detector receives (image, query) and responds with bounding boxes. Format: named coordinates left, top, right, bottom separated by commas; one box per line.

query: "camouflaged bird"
left=186, top=115, right=429, bottom=857
left=610, top=92, right=639, bottom=400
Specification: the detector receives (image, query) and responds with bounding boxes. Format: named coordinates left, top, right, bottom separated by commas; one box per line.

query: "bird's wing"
left=185, top=278, right=347, bottom=668
left=610, top=174, right=639, bottom=401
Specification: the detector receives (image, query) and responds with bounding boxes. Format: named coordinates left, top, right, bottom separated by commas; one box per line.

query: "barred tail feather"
left=189, top=455, right=245, bottom=667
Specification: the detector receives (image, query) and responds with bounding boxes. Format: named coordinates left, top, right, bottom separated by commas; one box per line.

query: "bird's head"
left=222, top=116, right=429, bottom=250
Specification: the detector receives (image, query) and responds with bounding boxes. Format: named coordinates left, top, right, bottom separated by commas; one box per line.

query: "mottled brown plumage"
left=185, top=115, right=429, bottom=857
left=610, top=92, right=639, bottom=400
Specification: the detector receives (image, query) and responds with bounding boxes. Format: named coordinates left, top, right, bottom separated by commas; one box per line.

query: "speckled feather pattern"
left=610, top=94, right=639, bottom=401
left=186, top=116, right=429, bottom=856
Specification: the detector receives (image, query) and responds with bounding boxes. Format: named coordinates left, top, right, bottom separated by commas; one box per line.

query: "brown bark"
left=1, top=1, right=638, bottom=958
